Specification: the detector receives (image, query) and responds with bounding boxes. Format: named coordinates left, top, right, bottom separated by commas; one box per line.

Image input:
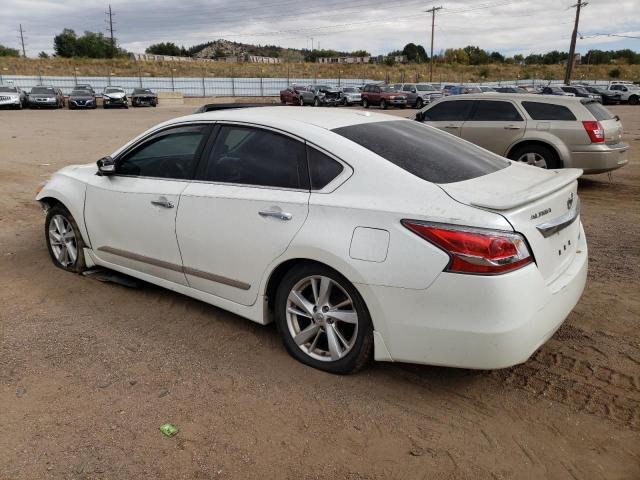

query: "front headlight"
left=390, top=96, right=396, bottom=100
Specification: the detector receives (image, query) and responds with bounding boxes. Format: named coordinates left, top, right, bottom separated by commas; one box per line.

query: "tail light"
left=402, top=221, right=533, bottom=275
left=582, top=120, right=604, bottom=143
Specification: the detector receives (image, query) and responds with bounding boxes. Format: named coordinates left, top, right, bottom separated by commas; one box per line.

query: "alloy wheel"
left=48, top=214, right=78, bottom=268
left=517, top=152, right=548, bottom=168
left=285, top=275, right=359, bottom=362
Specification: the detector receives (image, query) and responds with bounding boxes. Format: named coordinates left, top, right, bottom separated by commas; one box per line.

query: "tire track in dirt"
left=491, top=325, right=640, bottom=430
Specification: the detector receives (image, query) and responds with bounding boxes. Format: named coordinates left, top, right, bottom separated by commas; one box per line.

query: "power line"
left=564, top=0, right=587, bottom=84
left=426, top=6, right=443, bottom=82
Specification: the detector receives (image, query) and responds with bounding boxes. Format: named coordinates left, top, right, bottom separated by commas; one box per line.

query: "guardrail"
left=0, top=74, right=614, bottom=97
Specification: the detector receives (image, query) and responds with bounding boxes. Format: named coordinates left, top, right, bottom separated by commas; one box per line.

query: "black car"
left=584, top=86, right=621, bottom=105
left=28, top=86, right=65, bottom=109
left=75, top=83, right=95, bottom=95
left=559, top=85, right=602, bottom=103
left=131, top=88, right=158, bottom=107
left=68, top=89, right=97, bottom=109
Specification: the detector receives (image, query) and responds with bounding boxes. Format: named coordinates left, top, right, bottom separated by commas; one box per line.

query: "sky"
left=1, top=0, right=638, bottom=58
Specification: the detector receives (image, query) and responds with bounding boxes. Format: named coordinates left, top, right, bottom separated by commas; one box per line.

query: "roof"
left=437, top=93, right=588, bottom=105
left=168, top=106, right=405, bottom=131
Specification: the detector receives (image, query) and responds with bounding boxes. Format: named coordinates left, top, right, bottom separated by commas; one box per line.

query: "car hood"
left=70, top=94, right=95, bottom=100
left=104, top=92, right=126, bottom=98
left=0, top=92, right=20, bottom=98
left=30, top=94, right=56, bottom=98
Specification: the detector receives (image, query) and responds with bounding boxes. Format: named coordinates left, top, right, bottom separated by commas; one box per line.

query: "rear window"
left=332, top=120, right=508, bottom=184
left=581, top=100, right=614, bottom=121
left=522, top=101, right=576, bottom=121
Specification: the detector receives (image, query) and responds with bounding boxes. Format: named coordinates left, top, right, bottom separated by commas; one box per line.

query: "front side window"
left=201, top=126, right=305, bottom=189
left=470, top=101, right=523, bottom=121
left=333, top=120, right=508, bottom=184
left=422, top=100, right=474, bottom=121
left=521, top=101, right=577, bottom=121
left=117, top=125, right=209, bottom=179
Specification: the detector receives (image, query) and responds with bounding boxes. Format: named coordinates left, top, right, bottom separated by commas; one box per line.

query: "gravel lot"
left=1, top=102, right=639, bottom=479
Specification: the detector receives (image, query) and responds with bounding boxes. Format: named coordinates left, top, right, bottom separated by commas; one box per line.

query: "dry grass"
left=1, top=57, right=639, bottom=83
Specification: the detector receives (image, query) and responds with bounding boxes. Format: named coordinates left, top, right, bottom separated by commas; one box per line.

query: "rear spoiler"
left=194, top=103, right=283, bottom=114
left=468, top=169, right=583, bottom=210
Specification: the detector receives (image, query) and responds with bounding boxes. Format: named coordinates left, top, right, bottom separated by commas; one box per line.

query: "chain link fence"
left=0, top=74, right=613, bottom=97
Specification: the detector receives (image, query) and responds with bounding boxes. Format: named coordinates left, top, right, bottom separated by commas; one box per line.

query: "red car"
left=361, top=84, right=408, bottom=109
left=280, top=85, right=307, bottom=104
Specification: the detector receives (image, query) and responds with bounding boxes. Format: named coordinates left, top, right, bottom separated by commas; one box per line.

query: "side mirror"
left=97, top=156, right=116, bottom=176
left=411, top=88, right=417, bottom=93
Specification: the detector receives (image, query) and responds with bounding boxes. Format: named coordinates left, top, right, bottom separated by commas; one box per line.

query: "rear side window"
left=470, top=101, right=523, bottom=121
left=423, top=100, right=474, bottom=121
left=308, top=147, right=344, bottom=190
left=522, top=102, right=576, bottom=121
left=332, top=120, right=508, bottom=184
left=582, top=100, right=615, bottom=121
left=201, top=125, right=305, bottom=189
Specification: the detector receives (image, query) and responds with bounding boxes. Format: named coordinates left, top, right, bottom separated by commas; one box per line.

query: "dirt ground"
left=1, top=101, right=639, bottom=480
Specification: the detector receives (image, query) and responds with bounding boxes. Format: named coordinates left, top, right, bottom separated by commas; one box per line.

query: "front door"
left=176, top=124, right=310, bottom=306
left=460, top=100, right=526, bottom=155
left=85, top=124, right=211, bottom=286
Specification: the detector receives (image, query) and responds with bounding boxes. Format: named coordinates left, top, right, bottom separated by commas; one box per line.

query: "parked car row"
left=0, top=84, right=158, bottom=110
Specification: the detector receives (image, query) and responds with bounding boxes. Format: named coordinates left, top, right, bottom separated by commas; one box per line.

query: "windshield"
left=416, top=84, right=436, bottom=91
left=382, top=86, right=398, bottom=92
left=333, top=120, right=508, bottom=184
left=0, top=86, right=17, bottom=93
left=71, top=90, right=91, bottom=96
left=465, top=87, right=482, bottom=93
left=105, top=87, right=124, bottom=93
left=342, top=87, right=357, bottom=93
left=31, top=87, right=55, bottom=94
left=133, top=88, right=152, bottom=94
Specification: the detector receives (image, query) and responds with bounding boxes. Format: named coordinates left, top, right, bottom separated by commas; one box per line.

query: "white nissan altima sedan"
left=36, top=107, right=587, bottom=374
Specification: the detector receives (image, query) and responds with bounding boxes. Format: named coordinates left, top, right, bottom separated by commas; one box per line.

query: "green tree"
left=54, top=28, right=78, bottom=57
left=146, top=42, right=183, bottom=56
left=402, top=43, right=428, bottom=63
left=38, top=51, right=49, bottom=58
left=463, top=45, right=490, bottom=65
left=0, top=44, right=20, bottom=56
left=489, top=51, right=504, bottom=63
left=513, top=54, right=524, bottom=64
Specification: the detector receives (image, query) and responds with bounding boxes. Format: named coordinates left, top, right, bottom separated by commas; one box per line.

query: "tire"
left=299, top=96, right=304, bottom=106
left=380, top=99, right=387, bottom=110
left=275, top=263, right=373, bottom=375
left=313, top=97, right=321, bottom=107
left=362, top=98, right=369, bottom=109
left=280, top=96, right=286, bottom=104
left=508, top=143, right=560, bottom=169
left=45, top=205, right=86, bottom=273
left=628, top=95, right=639, bottom=106
left=415, top=98, right=424, bottom=109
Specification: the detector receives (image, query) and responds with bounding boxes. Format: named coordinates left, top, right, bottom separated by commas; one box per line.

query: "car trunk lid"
left=439, top=164, right=583, bottom=284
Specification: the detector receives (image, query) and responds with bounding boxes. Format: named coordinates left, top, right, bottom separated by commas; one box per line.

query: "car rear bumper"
left=357, top=222, right=588, bottom=369
left=570, top=142, right=629, bottom=174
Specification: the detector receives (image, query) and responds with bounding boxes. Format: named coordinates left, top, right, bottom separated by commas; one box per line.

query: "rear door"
left=176, top=123, right=310, bottom=306
left=460, top=99, right=526, bottom=155
left=421, top=99, right=474, bottom=137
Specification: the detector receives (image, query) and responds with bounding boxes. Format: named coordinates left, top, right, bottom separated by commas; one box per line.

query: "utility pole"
left=106, top=4, right=115, bottom=58
left=18, top=24, right=26, bottom=57
left=564, top=1, right=587, bottom=84
left=426, top=6, right=442, bottom=82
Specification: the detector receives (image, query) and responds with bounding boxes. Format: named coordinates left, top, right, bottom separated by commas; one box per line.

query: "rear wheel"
left=380, top=99, right=387, bottom=109
left=628, top=95, right=639, bottom=106
left=45, top=206, right=86, bottom=273
left=275, top=264, right=373, bottom=374
left=509, top=144, right=559, bottom=169
left=298, top=96, right=304, bottom=106
left=415, top=97, right=424, bottom=109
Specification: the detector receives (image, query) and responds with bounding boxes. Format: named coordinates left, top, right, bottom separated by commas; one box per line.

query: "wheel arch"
left=506, top=139, right=565, bottom=167
left=36, top=181, right=92, bottom=247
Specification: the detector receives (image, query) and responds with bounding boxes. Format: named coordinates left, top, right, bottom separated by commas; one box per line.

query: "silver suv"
left=416, top=93, right=628, bottom=174
left=393, top=83, right=443, bottom=109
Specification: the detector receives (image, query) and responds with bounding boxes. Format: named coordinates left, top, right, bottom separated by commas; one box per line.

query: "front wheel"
left=298, top=96, right=304, bottom=106
left=362, top=98, right=369, bottom=109
left=380, top=99, right=387, bottom=110
left=275, top=263, right=373, bottom=374
left=313, top=97, right=321, bottom=107
left=45, top=206, right=86, bottom=273
left=415, top=98, right=424, bottom=109
left=628, top=95, right=639, bottom=106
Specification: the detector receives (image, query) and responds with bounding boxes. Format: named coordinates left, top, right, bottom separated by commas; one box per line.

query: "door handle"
left=259, top=209, right=292, bottom=221
left=444, top=124, right=458, bottom=129
left=150, top=197, right=174, bottom=208
left=504, top=125, right=521, bottom=130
